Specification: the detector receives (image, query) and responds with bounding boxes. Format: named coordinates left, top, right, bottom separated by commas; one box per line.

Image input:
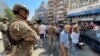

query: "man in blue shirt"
left=60, top=25, right=71, bottom=56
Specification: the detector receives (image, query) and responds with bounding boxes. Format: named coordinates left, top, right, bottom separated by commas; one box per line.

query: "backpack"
left=47, top=26, right=56, bottom=35
left=7, top=20, right=18, bottom=45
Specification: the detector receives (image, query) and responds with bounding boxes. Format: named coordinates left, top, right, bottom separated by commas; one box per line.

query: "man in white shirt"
left=39, top=23, right=47, bottom=48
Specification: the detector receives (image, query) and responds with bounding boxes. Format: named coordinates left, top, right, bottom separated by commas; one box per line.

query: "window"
left=71, top=0, right=78, bottom=4
left=92, top=0, right=98, bottom=2
left=89, top=0, right=98, bottom=4
left=80, top=0, right=88, bottom=3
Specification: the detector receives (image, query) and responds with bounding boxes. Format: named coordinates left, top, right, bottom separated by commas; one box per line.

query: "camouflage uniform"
left=9, top=19, right=37, bottom=56
left=27, top=20, right=37, bottom=49
left=33, top=24, right=39, bottom=35
left=0, top=22, right=10, bottom=50
left=47, top=25, right=57, bottom=52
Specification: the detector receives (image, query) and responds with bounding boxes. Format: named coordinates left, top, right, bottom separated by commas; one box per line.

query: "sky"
left=2, top=0, right=48, bottom=20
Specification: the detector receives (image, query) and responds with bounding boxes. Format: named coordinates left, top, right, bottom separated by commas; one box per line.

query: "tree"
left=4, top=9, right=15, bottom=21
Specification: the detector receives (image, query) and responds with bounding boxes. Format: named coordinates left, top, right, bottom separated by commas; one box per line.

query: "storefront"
left=67, top=3, right=100, bottom=24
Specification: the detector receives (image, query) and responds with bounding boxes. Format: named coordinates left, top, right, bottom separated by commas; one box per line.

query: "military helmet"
left=2, top=17, right=8, bottom=21
left=13, top=4, right=29, bottom=14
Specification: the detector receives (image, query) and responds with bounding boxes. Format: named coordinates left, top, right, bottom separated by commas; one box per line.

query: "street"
left=0, top=37, right=100, bottom=56
left=78, top=44, right=99, bottom=56
left=1, top=0, right=100, bottom=56
left=32, top=37, right=100, bottom=56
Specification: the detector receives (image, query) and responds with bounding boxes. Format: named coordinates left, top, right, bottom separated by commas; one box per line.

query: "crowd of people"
left=0, top=4, right=100, bottom=56
left=30, top=21, right=80, bottom=56
left=0, top=16, right=81, bottom=56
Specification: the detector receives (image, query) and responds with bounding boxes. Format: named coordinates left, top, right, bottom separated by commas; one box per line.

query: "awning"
left=67, top=8, right=100, bottom=18
left=79, top=18, right=94, bottom=21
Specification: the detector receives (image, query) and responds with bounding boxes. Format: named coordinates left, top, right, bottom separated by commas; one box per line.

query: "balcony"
left=48, top=14, right=53, bottom=20
left=48, top=0, right=53, bottom=3
left=48, top=13, right=53, bottom=16
left=57, top=17, right=65, bottom=21
left=57, top=10, right=64, bottom=14
left=48, top=11, right=53, bottom=14
left=48, top=7, right=53, bottom=10
left=48, top=3, right=53, bottom=6
left=58, top=1, right=64, bottom=6
left=58, top=8, right=64, bottom=11
left=58, top=0, right=63, bottom=2
left=48, top=4, right=53, bottom=7
left=48, top=17, right=53, bottom=20
left=58, top=1, right=63, bottom=5
left=58, top=6, right=64, bottom=9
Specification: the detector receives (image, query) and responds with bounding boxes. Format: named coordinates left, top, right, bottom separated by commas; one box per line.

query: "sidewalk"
left=32, top=48, right=47, bottom=56
left=0, top=49, right=47, bottom=56
left=0, top=36, right=49, bottom=56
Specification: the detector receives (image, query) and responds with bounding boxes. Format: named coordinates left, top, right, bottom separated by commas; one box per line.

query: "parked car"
left=80, top=29, right=100, bottom=52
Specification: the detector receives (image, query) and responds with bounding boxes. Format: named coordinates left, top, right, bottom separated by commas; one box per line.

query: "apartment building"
left=48, top=0, right=68, bottom=23
left=67, top=0, right=100, bottom=24
left=35, top=2, right=48, bottom=22
left=48, top=0, right=54, bottom=21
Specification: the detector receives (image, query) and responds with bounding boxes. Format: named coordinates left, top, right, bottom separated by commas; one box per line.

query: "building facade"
left=48, top=0, right=54, bottom=21
left=67, top=0, right=100, bottom=24
left=35, top=2, right=48, bottom=22
left=56, top=0, right=68, bottom=22
left=48, top=0, right=68, bottom=23
left=68, top=0, right=100, bottom=11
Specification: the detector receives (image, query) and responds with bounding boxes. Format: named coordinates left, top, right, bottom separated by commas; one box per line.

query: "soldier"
left=27, top=20, right=37, bottom=49
left=9, top=4, right=37, bottom=56
left=47, top=22, right=57, bottom=53
left=0, top=17, right=10, bottom=51
left=27, top=20, right=34, bottom=29
left=33, top=23, right=39, bottom=35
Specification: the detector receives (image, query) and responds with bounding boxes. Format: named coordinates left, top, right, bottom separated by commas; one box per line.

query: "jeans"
left=72, top=43, right=78, bottom=56
left=60, top=47, right=68, bottom=56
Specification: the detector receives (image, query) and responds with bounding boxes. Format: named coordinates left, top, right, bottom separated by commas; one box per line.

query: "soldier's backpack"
left=7, top=20, right=19, bottom=46
left=47, top=26, right=56, bottom=35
